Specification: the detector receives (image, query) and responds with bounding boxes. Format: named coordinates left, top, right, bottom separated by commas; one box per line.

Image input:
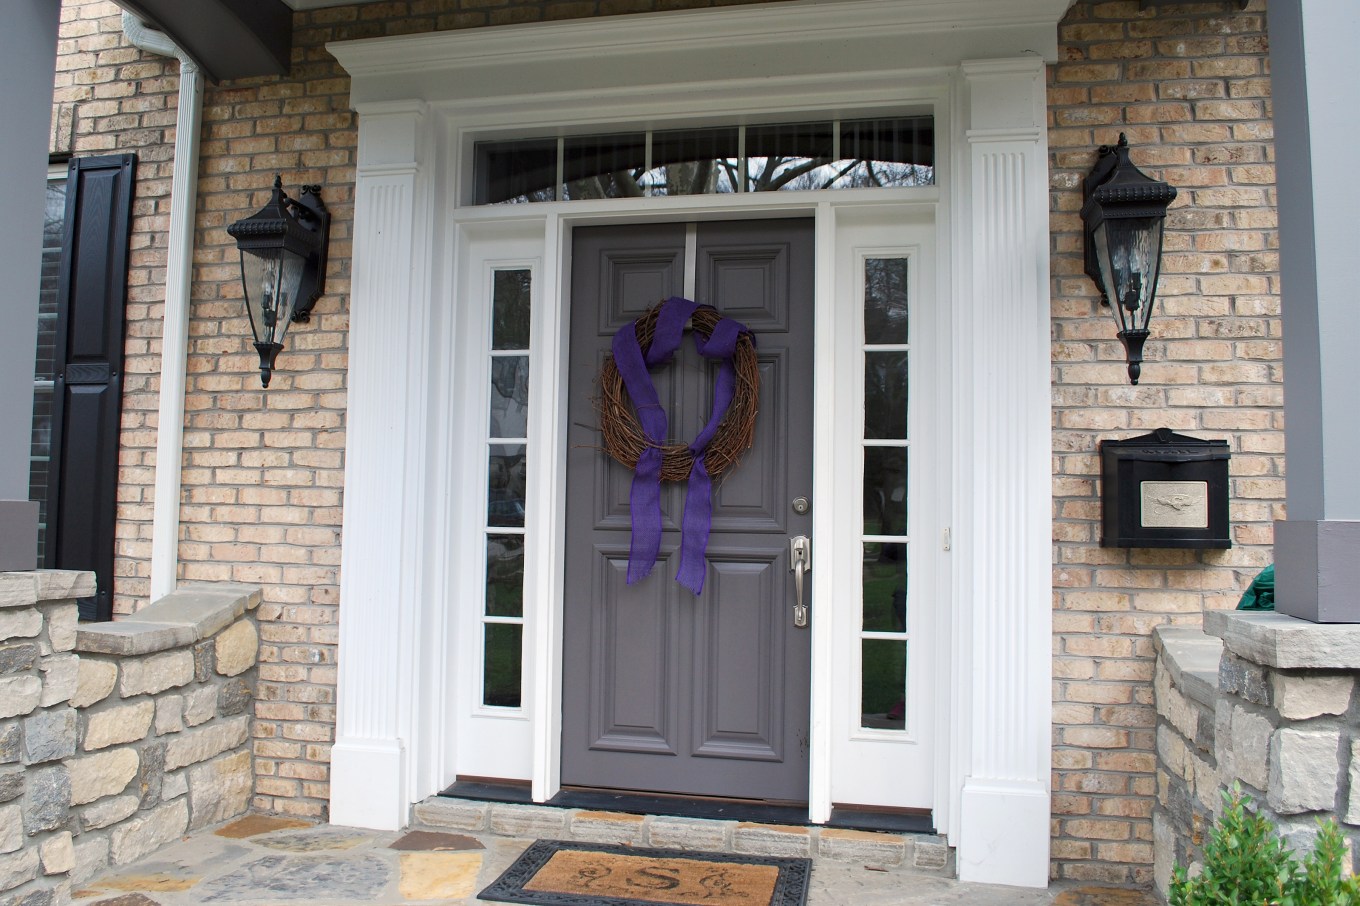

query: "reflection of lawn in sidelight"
left=862, top=551, right=905, bottom=632
left=862, top=641, right=907, bottom=726
left=483, top=623, right=522, bottom=708
left=483, top=551, right=524, bottom=708
left=862, top=552, right=907, bottom=727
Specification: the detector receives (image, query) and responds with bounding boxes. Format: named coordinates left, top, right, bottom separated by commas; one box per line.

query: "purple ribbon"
left=611, top=297, right=750, bottom=595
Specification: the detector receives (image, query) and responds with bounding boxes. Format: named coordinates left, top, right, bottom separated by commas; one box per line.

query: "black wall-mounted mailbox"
left=1100, top=428, right=1231, bottom=549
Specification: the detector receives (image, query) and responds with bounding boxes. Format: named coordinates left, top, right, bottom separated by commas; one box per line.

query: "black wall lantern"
left=1081, top=134, right=1177, bottom=385
left=226, top=175, right=330, bottom=387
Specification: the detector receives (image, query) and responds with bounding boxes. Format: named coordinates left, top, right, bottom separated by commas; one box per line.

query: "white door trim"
left=330, top=1, right=1058, bottom=886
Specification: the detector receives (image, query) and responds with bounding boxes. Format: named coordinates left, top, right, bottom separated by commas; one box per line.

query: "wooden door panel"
left=588, top=550, right=679, bottom=755
left=594, top=246, right=685, bottom=335
left=699, top=244, right=793, bottom=333
left=563, top=219, right=814, bottom=803
left=593, top=349, right=684, bottom=533
left=709, top=353, right=786, bottom=530
left=692, top=554, right=783, bottom=762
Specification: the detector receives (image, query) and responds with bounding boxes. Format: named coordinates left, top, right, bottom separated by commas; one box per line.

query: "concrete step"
left=410, top=796, right=954, bottom=876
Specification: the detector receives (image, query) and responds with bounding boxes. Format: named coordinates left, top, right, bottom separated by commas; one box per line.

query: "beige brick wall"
left=52, top=0, right=1283, bottom=867
left=1048, top=0, right=1277, bottom=885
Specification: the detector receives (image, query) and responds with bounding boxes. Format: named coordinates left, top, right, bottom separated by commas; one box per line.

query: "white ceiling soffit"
left=329, top=0, right=1074, bottom=110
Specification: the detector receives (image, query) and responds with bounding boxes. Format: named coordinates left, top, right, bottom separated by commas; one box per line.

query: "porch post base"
left=1275, top=519, right=1360, bottom=623
left=0, top=501, right=37, bottom=572
left=956, top=780, right=1050, bottom=888
left=329, top=737, right=406, bottom=830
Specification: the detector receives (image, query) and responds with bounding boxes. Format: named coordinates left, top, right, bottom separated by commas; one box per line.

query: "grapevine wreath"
left=597, top=297, right=760, bottom=594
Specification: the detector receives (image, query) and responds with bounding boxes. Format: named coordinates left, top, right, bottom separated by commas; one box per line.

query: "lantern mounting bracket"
left=285, top=184, right=329, bottom=324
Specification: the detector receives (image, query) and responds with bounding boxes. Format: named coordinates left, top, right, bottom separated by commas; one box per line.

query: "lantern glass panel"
left=1094, top=216, right=1163, bottom=332
left=241, top=247, right=305, bottom=348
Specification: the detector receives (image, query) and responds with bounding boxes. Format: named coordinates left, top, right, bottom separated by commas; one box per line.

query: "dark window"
left=30, top=173, right=67, bottom=565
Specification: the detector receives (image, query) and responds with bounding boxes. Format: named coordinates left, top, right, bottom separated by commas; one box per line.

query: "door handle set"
left=790, top=535, right=811, bottom=628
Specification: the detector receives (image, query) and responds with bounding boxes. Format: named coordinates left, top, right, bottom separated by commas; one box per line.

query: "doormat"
left=479, top=839, right=811, bottom=906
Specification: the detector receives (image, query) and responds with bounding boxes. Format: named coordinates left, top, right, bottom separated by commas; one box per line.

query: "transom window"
left=474, top=116, right=934, bottom=205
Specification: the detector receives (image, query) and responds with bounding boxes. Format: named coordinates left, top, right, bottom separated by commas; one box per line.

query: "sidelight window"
left=481, top=269, right=532, bottom=708
left=859, top=256, right=910, bottom=731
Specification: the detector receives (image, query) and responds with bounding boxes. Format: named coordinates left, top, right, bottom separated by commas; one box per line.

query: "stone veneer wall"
left=0, top=572, right=258, bottom=905
left=1153, top=612, right=1360, bottom=896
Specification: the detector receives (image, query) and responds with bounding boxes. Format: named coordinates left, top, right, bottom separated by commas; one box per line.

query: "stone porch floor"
left=71, top=814, right=1160, bottom=906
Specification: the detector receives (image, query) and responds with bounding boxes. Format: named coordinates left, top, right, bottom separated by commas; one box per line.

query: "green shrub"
left=1171, top=786, right=1360, bottom=906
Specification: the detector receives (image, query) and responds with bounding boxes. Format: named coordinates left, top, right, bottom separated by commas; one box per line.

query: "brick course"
left=51, top=0, right=1282, bottom=877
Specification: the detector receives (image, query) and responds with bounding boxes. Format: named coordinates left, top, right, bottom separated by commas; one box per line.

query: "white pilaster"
left=951, top=57, right=1052, bottom=888
left=331, top=101, right=435, bottom=830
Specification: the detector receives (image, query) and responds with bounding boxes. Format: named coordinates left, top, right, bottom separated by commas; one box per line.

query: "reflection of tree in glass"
left=489, top=450, right=527, bottom=500
left=864, top=258, right=909, bottom=343
left=558, top=158, right=931, bottom=198
left=488, top=357, right=529, bottom=441
left=864, top=352, right=908, bottom=440
left=863, top=448, right=907, bottom=539
left=491, top=359, right=528, bottom=408
left=492, top=270, right=532, bottom=349
left=565, top=158, right=743, bottom=198
left=754, top=158, right=933, bottom=192
left=565, top=170, right=644, bottom=200
left=652, top=158, right=740, bottom=196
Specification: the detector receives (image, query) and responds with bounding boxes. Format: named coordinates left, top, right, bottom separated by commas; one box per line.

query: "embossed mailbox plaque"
left=1101, top=429, right=1230, bottom=549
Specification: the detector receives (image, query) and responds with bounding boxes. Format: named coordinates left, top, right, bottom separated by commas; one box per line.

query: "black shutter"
left=45, top=154, right=136, bottom=622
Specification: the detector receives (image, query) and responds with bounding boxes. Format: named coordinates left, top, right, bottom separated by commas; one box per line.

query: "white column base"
left=956, top=780, right=1051, bottom=887
left=329, top=737, right=407, bottom=830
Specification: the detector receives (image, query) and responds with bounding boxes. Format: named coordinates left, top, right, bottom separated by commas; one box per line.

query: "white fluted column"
left=952, top=57, right=1053, bottom=888
left=331, top=102, right=435, bottom=829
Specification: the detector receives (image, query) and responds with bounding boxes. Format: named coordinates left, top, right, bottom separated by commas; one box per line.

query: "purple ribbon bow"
left=611, top=297, right=750, bottom=595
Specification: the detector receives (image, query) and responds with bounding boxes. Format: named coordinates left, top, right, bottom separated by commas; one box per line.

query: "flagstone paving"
left=74, top=815, right=1159, bottom=905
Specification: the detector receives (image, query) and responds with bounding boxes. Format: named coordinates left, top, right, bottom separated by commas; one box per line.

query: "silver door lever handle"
left=790, top=536, right=811, bottom=628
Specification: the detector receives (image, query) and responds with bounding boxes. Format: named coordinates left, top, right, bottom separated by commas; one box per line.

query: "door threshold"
left=439, top=780, right=934, bottom=834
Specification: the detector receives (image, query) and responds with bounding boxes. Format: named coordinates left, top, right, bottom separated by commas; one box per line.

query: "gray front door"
left=562, top=219, right=814, bottom=802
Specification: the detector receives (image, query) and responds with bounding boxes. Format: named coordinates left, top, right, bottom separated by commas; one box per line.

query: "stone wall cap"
left=1205, top=609, right=1360, bottom=669
left=1153, top=625, right=1222, bottom=707
left=73, top=583, right=262, bottom=656
left=125, top=583, right=262, bottom=641
left=0, top=570, right=96, bottom=609
left=76, top=621, right=197, bottom=656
